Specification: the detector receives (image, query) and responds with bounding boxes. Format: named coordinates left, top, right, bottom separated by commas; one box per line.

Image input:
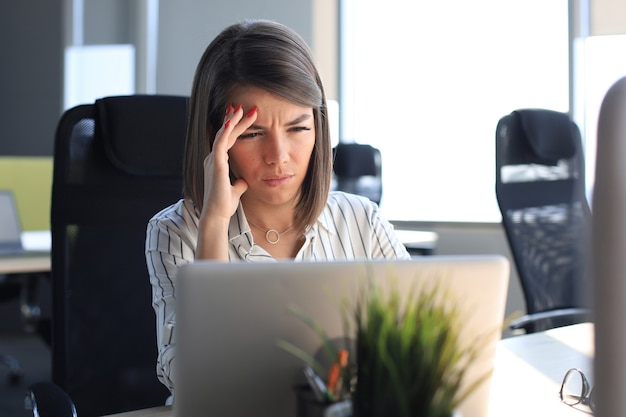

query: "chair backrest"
left=332, top=143, right=382, bottom=204
left=495, top=108, right=591, bottom=332
left=50, top=95, right=187, bottom=416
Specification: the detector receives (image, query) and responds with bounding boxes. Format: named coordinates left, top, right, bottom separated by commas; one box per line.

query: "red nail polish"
left=225, top=103, right=233, bottom=114
left=234, top=103, right=242, bottom=113
left=224, top=119, right=231, bottom=129
left=245, top=106, right=257, bottom=118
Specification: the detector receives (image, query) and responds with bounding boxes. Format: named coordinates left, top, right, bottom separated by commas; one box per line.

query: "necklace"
left=247, top=219, right=296, bottom=245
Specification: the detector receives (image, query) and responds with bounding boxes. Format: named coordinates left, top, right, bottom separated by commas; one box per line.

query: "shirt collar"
left=229, top=203, right=252, bottom=243
left=312, top=202, right=335, bottom=234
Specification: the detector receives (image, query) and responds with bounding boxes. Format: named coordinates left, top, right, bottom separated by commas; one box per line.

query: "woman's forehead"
left=229, top=86, right=313, bottom=116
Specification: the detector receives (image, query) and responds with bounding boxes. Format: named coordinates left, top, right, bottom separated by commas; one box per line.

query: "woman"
left=146, top=19, right=410, bottom=393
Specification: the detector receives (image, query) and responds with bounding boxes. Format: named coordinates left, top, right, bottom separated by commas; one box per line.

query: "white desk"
left=394, top=229, right=438, bottom=255
left=106, top=408, right=171, bottom=417
left=488, top=322, right=594, bottom=416
left=104, top=323, right=594, bottom=417
left=0, top=254, right=50, bottom=275
left=0, top=231, right=51, bottom=331
left=0, top=231, right=51, bottom=274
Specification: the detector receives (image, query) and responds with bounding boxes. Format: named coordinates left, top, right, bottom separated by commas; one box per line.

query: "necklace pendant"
left=266, top=229, right=281, bottom=245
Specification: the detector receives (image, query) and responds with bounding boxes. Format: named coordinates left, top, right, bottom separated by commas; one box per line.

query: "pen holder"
left=294, top=385, right=331, bottom=417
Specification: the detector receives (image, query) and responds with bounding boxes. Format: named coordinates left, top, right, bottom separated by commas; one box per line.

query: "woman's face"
left=228, top=86, right=316, bottom=208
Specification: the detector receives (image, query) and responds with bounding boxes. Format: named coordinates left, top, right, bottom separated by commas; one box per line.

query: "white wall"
left=155, top=0, right=314, bottom=96
left=0, top=0, right=63, bottom=156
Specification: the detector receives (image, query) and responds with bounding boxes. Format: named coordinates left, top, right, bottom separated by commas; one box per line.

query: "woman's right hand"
left=196, top=104, right=257, bottom=259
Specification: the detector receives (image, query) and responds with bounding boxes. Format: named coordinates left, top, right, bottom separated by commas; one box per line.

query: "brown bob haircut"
left=183, top=20, right=333, bottom=232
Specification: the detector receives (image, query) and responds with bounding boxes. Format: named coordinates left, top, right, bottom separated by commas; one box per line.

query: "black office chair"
left=28, top=95, right=187, bottom=416
left=0, top=280, right=23, bottom=384
left=495, top=108, right=592, bottom=333
left=0, top=271, right=47, bottom=385
left=332, top=142, right=382, bottom=205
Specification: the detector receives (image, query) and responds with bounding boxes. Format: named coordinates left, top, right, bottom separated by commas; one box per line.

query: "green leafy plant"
left=279, top=271, right=493, bottom=417
left=350, top=279, right=486, bottom=417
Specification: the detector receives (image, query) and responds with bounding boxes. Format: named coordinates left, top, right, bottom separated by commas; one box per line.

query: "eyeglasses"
left=559, top=368, right=595, bottom=413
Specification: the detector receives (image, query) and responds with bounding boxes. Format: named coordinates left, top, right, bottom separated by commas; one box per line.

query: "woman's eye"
left=290, top=126, right=312, bottom=133
left=238, top=132, right=261, bottom=140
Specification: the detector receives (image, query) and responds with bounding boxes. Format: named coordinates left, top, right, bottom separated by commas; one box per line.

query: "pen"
left=327, top=349, right=349, bottom=400
left=304, top=366, right=331, bottom=402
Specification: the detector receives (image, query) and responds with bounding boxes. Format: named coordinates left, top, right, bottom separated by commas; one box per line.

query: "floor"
left=0, top=333, right=50, bottom=417
left=0, top=285, right=52, bottom=417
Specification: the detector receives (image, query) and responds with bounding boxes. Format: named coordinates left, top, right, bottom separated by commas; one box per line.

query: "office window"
left=340, top=0, right=569, bottom=222
left=573, top=34, right=626, bottom=201
left=64, top=44, right=135, bottom=110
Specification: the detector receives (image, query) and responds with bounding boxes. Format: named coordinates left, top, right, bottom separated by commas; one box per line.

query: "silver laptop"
left=174, top=256, right=510, bottom=417
left=0, top=190, right=39, bottom=257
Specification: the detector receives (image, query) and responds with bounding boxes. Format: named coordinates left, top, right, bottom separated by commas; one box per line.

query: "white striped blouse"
left=145, top=191, right=410, bottom=393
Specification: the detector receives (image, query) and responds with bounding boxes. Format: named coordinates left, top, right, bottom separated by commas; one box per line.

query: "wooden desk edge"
left=0, top=255, right=50, bottom=274
left=104, top=406, right=172, bottom=417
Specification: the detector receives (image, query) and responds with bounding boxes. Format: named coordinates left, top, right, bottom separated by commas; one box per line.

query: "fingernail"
left=224, top=119, right=231, bottom=129
left=225, top=103, right=233, bottom=114
left=245, top=106, right=257, bottom=118
left=234, top=103, right=242, bottom=112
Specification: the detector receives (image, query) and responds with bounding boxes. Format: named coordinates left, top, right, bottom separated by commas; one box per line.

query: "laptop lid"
left=174, top=256, right=509, bottom=417
left=0, top=190, right=25, bottom=254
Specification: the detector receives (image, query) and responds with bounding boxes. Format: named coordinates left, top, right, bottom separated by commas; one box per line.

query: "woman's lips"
left=263, top=174, right=293, bottom=187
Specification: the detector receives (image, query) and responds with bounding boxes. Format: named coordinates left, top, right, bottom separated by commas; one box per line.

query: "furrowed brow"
left=286, top=114, right=312, bottom=126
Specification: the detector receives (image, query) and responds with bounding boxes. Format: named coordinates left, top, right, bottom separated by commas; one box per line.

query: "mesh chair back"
left=495, top=109, right=591, bottom=333
left=51, top=95, right=187, bottom=416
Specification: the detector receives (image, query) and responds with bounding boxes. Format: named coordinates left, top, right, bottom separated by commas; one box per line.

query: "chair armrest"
left=0, top=353, right=22, bottom=385
left=26, top=382, right=77, bottom=417
left=509, top=307, right=591, bottom=332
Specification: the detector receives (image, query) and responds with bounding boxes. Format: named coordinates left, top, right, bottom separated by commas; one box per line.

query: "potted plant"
left=349, top=280, right=485, bottom=417
left=281, top=274, right=490, bottom=417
